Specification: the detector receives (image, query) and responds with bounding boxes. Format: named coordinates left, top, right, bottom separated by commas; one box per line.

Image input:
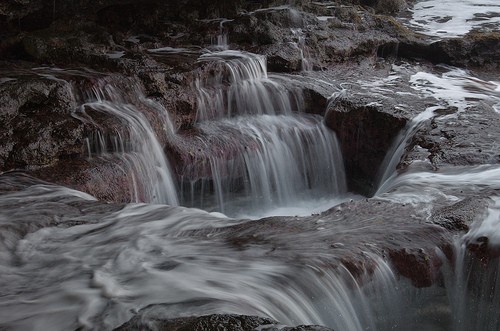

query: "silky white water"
left=1, top=3, right=500, bottom=328
left=183, top=48, right=348, bottom=217
left=195, top=50, right=304, bottom=120
left=74, top=80, right=179, bottom=206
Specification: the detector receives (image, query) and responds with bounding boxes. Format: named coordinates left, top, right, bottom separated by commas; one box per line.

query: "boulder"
left=409, top=103, right=500, bottom=169
left=325, top=96, right=407, bottom=195
left=0, top=76, right=84, bottom=170
left=114, top=310, right=335, bottom=331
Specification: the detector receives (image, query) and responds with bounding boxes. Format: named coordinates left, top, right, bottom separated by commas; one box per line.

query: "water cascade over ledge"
left=1, top=0, right=500, bottom=330
left=177, top=49, right=347, bottom=216
left=72, top=78, right=179, bottom=205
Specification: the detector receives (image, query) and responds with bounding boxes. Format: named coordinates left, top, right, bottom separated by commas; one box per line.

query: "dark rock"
left=325, top=96, right=407, bottom=195
left=262, top=42, right=303, bottom=73
left=430, top=31, right=500, bottom=69
left=388, top=247, right=443, bottom=287
left=409, top=103, right=500, bottom=169
left=431, top=198, right=491, bottom=232
left=0, top=76, right=85, bottom=170
left=466, top=236, right=500, bottom=266
left=114, top=310, right=335, bottom=331
left=399, top=31, right=500, bottom=69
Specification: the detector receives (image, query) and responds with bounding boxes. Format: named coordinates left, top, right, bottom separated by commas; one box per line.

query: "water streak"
left=74, top=80, right=179, bottom=205
left=442, top=197, right=500, bottom=331
left=195, top=50, right=304, bottom=121
left=179, top=113, right=347, bottom=217
left=375, top=106, right=438, bottom=194
left=0, top=181, right=445, bottom=331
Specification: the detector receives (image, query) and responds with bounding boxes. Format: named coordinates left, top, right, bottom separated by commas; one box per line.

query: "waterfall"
left=178, top=114, right=347, bottom=216
left=186, top=49, right=346, bottom=216
left=445, top=197, right=500, bottom=331
left=72, top=79, right=179, bottom=205
left=375, top=106, right=438, bottom=194
left=195, top=50, right=304, bottom=121
left=0, top=180, right=431, bottom=331
left=291, top=28, right=313, bottom=71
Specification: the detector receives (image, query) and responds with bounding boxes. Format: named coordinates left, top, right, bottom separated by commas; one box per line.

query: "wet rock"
left=410, top=103, right=500, bottom=169
left=0, top=76, right=85, bottom=170
left=114, top=310, right=335, bottom=331
left=182, top=197, right=463, bottom=288
left=466, top=236, right=500, bottom=266
left=325, top=95, right=407, bottom=195
left=389, top=248, right=443, bottom=287
left=29, top=158, right=138, bottom=203
left=431, top=198, right=491, bottom=232
left=399, top=31, right=500, bottom=69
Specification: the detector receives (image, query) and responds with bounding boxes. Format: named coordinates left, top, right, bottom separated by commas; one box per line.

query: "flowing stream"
left=1, top=2, right=500, bottom=330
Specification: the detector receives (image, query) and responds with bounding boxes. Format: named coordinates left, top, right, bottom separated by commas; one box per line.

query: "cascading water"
left=374, top=106, right=438, bottom=194
left=448, top=202, right=500, bottom=331
left=184, top=49, right=347, bottom=216
left=178, top=113, right=346, bottom=217
left=291, top=28, right=313, bottom=71
left=72, top=77, right=179, bottom=205
left=195, top=50, right=304, bottom=120
left=2, top=2, right=500, bottom=330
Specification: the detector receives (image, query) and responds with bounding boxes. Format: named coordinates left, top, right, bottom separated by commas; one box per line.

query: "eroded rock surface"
left=115, top=311, right=334, bottom=331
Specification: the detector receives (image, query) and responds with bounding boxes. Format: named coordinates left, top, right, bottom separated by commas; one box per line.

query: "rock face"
left=325, top=96, right=407, bottom=195
left=0, top=76, right=84, bottom=170
left=115, top=311, right=335, bottom=331
left=399, top=31, right=500, bottom=69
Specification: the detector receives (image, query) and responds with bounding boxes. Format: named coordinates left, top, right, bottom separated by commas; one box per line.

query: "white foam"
left=407, top=0, right=500, bottom=38
left=317, top=16, right=334, bottom=21
left=0, top=77, right=17, bottom=84
left=410, top=67, right=500, bottom=112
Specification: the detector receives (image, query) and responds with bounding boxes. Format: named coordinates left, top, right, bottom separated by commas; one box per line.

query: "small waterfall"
left=214, top=19, right=232, bottom=50
left=73, top=79, right=179, bottom=205
left=195, top=50, right=304, bottom=121
left=179, top=114, right=347, bottom=216
left=291, top=28, right=313, bottom=71
left=446, top=197, right=500, bottom=331
left=375, top=106, right=438, bottom=194
left=187, top=49, right=346, bottom=216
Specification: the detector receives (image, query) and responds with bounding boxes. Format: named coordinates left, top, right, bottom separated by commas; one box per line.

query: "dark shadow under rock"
left=325, top=96, right=407, bottom=195
left=399, top=31, right=500, bottom=70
